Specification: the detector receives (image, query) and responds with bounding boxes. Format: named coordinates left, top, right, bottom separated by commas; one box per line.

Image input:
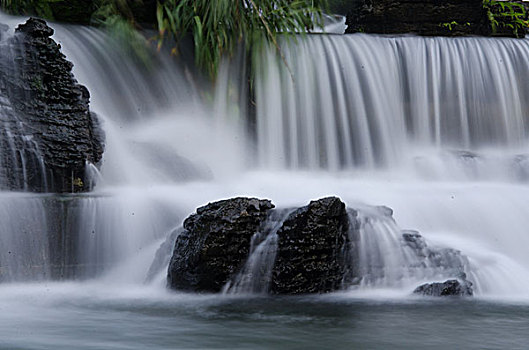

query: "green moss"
left=483, top=0, right=527, bottom=38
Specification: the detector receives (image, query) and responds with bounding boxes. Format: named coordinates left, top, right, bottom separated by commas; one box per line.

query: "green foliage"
left=483, top=0, right=528, bottom=37
left=157, top=0, right=328, bottom=79
left=0, top=0, right=61, bottom=19
left=91, top=0, right=152, bottom=66
left=91, top=0, right=138, bottom=24
left=439, top=21, right=471, bottom=31
left=1, top=0, right=329, bottom=78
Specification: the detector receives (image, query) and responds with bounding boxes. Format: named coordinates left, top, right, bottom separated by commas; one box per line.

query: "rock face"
left=167, top=197, right=354, bottom=294
left=270, top=197, right=351, bottom=294
left=0, top=18, right=104, bottom=192
left=413, top=278, right=473, bottom=297
left=345, top=0, right=492, bottom=36
left=167, top=198, right=274, bottom=292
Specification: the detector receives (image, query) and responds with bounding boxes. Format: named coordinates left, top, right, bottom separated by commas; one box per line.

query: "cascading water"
left=0, top=10, right=528, bottom=300
left=0, top=28, right=48, bottom=191
left=223, top=210, right=290, bottom=295
left=3, top=9, right=529, bottom=350
left=255, top=35, right=529, bottom=179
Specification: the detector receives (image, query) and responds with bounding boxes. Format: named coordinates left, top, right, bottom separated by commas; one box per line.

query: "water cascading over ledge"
left=0, top=16, right=108, bottom=282
left=0, top=11, right=528, bottom=298
left=255, top=35, right=529, bottom=177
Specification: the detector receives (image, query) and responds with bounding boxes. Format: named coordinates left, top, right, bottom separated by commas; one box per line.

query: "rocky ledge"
left=165, top=196, right=474, bottom=296
left=0, top=18, right=104, bottom=192
left=345, top=0, right=525, bottom=38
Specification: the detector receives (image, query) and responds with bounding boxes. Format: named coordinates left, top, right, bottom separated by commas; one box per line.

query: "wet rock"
left=270, top=197, right=352, bottom=294
left=167, top=197, right=274, bottom=292
left=166, top=196, right=473, bottom=296
left=17, top=17, right=54, bottom=37
left=413, top=277, right=473, bottom=297
left=0, top=18, right=104, bottom=192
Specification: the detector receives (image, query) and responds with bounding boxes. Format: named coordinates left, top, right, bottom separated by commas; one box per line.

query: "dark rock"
left=413, top=277, right=473, bottom=296
left=167, top=197, right=274, bottom=292
left=17, top=17, right=54, bottom=37
left=345, top=0, right=493, bottom=37
left=0, top=18, right=104, bottom=192
left=270, top=197, right=352, bottom=294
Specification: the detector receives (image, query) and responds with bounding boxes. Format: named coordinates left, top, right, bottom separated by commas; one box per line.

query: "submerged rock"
left=413, top=278, right=473, bottom=297
left=270, top=197, right=351, bottom=294
left=0, top=18, right=104, bottom=192
left=167, top=197, right=274, bottom=292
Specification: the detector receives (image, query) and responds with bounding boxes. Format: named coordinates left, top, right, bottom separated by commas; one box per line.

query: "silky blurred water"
left=0, top=282, right=528, bottom=350
left=1, top=10, right=529, bottom=350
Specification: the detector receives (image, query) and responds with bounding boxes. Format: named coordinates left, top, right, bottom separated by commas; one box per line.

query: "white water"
left=0, top=11, right=529, bottom=301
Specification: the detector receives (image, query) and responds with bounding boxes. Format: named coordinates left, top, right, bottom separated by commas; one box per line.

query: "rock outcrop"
left=270, top=197, right=352, bottom=294
left=413, top=277, right=473, bottom=296
left=167, top=197, right=274, bottom=292
left=167, top=196, right=357, bottom=294
left=345, top=0, right=492, bottom=36
left=0, top=18, right=104, bottom=192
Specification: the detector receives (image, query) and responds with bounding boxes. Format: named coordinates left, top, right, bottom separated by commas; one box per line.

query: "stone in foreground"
left=167, top=197, right=274, bottom=292
left=270, top=197, right=351, bottom=294
left=413, top=278, right=473, bottom=297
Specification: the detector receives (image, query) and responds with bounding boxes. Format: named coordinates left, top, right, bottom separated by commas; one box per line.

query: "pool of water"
left=1, top=282, right=527, bottom=350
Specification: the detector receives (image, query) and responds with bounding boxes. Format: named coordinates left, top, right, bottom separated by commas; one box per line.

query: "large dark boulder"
left=345, top=0, right=493, bottom=36
left=167, top=197, right=274, bottom=292
left=413, top=277, right=473, bottom=297
left=270, top=197, right=352, bottom=294
left=0, top=18, right=104, bottom=192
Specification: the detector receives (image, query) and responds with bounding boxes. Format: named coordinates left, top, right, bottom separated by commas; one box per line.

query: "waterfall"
left=0, top=10, right=529, bottom=298
left=255, top=35, right=529, bottom=178
left=223, top=210, right=290, bottom=294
